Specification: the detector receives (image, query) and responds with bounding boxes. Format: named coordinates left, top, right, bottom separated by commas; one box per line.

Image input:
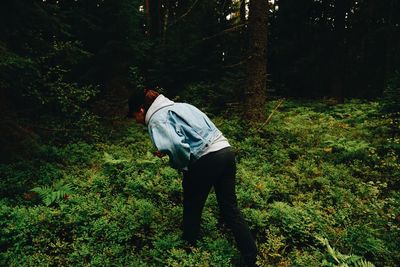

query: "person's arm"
left=148, top=122, right=191, bottom=170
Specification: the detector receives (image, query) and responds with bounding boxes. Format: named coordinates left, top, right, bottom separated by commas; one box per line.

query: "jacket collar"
left=145, top=94, right=174, bottom=125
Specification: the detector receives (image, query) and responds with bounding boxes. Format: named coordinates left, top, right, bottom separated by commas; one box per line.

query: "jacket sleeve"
left=148, top=122, right=191, bottom=170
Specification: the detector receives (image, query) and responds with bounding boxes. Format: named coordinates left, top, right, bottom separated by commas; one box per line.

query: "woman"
left=127, top=89, right=257, bottom=266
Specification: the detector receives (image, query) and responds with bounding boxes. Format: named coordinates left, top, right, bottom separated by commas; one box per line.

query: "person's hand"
left=154, top=151, right=166, bottom=158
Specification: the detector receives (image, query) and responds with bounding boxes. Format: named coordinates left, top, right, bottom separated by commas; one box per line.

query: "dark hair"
left=127, top=89, right=160, bottom=118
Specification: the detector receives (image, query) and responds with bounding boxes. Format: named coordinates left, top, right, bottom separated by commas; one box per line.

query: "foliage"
left=31, top=182, right=74, bottom=206
left=317, top=237, right=375, bottom=267
left=1, top=100, right=399, bottom=266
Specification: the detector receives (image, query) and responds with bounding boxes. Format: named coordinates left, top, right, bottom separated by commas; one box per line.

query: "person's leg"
left=213, top=148, right=257, bottom=266
left=182, top=169, right=213, bottom=245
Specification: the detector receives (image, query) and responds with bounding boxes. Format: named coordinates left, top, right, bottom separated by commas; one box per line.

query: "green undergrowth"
left=1, top=99, right=399, bottom=266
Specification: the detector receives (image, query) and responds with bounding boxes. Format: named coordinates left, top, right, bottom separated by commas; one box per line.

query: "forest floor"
left=1, top=99, right=399, bottom=266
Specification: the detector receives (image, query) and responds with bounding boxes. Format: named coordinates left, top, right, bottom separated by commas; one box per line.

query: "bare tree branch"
left=223, top=56, right=250, bottom=68
left=199, top=23, right=247, bottom=42
left=167, top=0, right=201, bottom=28
left=255, top=98, right=285, bottom=132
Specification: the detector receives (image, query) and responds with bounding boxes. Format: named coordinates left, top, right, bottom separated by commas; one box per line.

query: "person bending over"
left=127, top=88, right=257, bottom=266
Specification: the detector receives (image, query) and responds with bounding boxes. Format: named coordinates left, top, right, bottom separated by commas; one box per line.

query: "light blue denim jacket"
left=145, top=95, right=222, bottom=170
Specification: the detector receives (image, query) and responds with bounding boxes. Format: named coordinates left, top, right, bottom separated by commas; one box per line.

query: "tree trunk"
left=162, top=0, right=170, bottom=44
left=145, top=0, right=162, bottom=38
left=240, top=0, right=246, bottom=23
left=240, top=0, right=247, bottom=52
left=244, top=0, right=268, bottom=121
left=330, top=0, right=351, bottom=102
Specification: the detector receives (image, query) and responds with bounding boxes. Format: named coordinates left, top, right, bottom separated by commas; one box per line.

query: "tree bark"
left=330, top=0, right=351, bottom=102
left=244, top=0, right=268, bottom=121
left=240, top=0, right=247, bottom=52
left=162, top=0, right=170, bottom=43
left=145, top=0, right=162, bottom=38
left=240, top=0, right=246, bottom=23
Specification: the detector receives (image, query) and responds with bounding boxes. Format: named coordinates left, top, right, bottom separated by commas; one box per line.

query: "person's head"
left=127, top=88, right=160, bottom=124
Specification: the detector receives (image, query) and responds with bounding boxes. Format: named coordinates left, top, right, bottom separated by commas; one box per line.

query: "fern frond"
left=316, top=236, right=376, bottom=267
left=104, top=152, right=128, bottom=164
left=317, top=236, right=341, bottom=264
left=44, top=194, right=53, bottom=206
left=354, top=259, right=375, bottom=267
left=30, top=183, right=74, bottom=206
left=31, top=186, right=52, bottom=199
left=345, top=255, right=363, bottom=265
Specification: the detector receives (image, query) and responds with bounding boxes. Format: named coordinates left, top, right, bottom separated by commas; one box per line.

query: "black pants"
left=182, top=147, right=257, bottom=266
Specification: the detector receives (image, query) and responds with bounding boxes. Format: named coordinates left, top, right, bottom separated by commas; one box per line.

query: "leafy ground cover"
left=1, top=99, right=399, bottom=266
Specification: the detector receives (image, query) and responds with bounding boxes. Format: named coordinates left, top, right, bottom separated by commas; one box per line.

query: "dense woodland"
left=1, top=0, right=400, bottom=266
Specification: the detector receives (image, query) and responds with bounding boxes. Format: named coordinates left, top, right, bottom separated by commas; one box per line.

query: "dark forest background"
left=1, top=0, right=399, bottom=125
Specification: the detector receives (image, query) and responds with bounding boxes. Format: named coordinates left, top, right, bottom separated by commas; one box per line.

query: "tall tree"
left=329, top=0, right=351, bottom=102
left=244, top=0, right=268, bottom=121
left=145, top=0, right=162, bottom=38
left=239, top=0, right=247, bottom=53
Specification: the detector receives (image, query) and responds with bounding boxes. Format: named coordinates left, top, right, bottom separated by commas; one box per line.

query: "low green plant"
left=317, top=236, right=375, bottom=267
left=1, top=98, right=399, bottom=266
left=31, top=182, right=74, bottom=206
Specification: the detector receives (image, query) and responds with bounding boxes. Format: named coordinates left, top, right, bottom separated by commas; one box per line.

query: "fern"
left=316, top=236, right=376, bottom=267
left=103, top=152, right=128, bottom=164
left=31, top=183, right=74, bottom=206
left=354, top=259, right=375, bottom=267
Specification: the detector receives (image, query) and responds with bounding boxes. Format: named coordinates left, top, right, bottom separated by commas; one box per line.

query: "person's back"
left=128, top=89, right=257, bottom=266
left=145, top=95, right=227, bottom=169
